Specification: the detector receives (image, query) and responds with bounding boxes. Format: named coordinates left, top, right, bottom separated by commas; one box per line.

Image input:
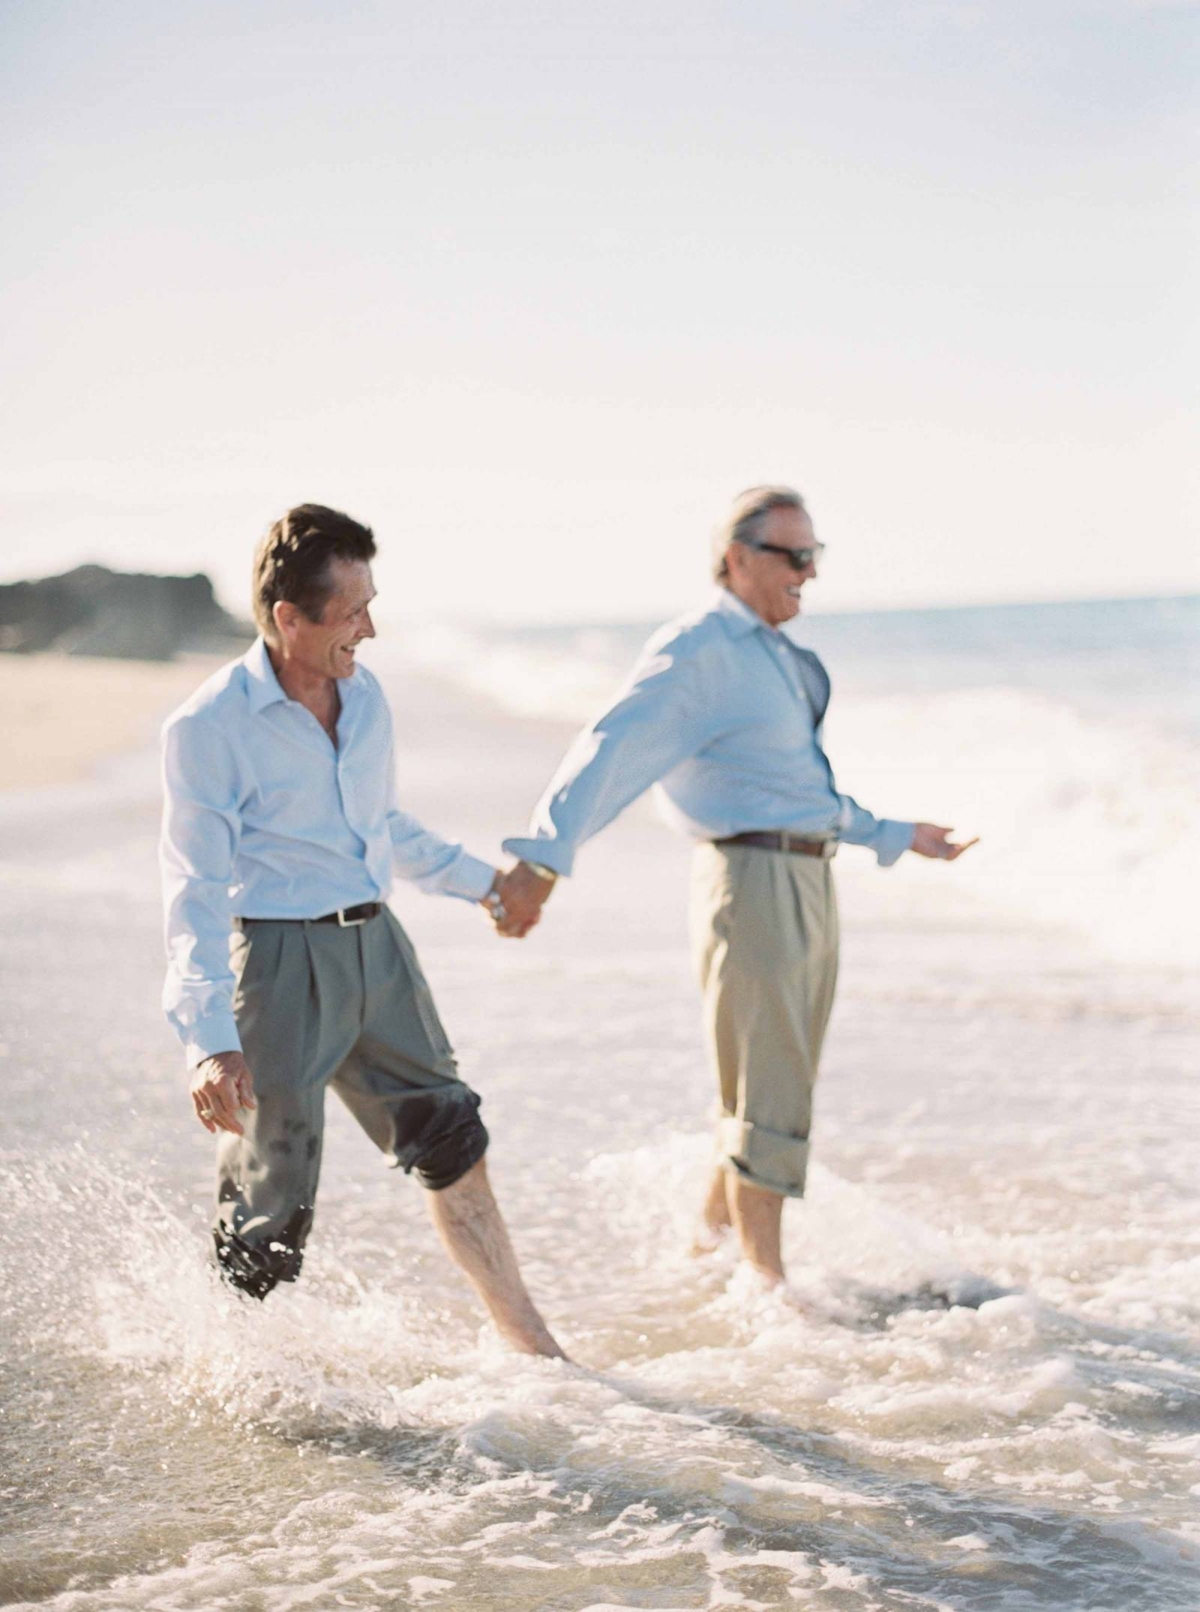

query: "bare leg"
left=690, top=1165, right=733, bottom=1255
left=728, top=1176, right=786, bottom=1287
left=426, top=1158, right=566, bottom=1358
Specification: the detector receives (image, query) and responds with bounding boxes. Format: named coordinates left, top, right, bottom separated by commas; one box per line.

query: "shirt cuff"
left=183, top=1013, right=243, bottom=1070
left=444, top=853, right=499, bottom=903
left=873, top=819, right=916, bottom=868
left=502, top=836, right=576, bottom=877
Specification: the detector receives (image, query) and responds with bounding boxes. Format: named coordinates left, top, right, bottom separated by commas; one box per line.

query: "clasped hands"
left=482, top=861, right=556, bottom=939
left=481, top=827, right=978, bottom=939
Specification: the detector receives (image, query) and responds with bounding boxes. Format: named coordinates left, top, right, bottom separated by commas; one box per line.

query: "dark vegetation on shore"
left=0, top=566, right=252, bottom=661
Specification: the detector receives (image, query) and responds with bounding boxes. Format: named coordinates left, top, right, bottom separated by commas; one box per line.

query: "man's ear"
left=272, top=599, right=298, bottom=641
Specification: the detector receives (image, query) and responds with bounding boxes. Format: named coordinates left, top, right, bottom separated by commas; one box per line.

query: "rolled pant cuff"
left=411, top=1116, right=490, bottom=1192
left=716, top=1116, right=809, bottom=1199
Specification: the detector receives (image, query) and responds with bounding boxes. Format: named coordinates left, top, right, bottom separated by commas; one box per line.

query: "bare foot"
left=500, top=1320, right=569, bottom=1361
left=691, top=1166, right=733, bottom=1256
left=689, top=1219, right=732, bottom=1257
left=745, top=1260, right=785, bottom=1290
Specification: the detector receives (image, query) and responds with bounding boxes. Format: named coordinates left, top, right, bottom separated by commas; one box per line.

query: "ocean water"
left=400, top=595, right=1200, bottom=742
left=1, top=594, right=1197, bottom=1611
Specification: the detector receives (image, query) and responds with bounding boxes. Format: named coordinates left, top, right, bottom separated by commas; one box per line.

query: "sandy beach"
left=1, top=635, right=1197, bottom=1611
left=0, top=653, right=229, bottom=791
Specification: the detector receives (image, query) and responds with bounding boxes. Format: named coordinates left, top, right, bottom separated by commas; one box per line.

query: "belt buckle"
left=336, top=906, right=368, bottom=927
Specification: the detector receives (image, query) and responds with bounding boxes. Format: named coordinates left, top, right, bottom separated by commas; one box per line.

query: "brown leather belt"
left=713, top=831, right=838, bottom=859
left=233, top=902, right=383, bottom=930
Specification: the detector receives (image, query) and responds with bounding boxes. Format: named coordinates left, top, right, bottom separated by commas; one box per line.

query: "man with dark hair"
left=160, top=504, right=563, bottom=1356
left=497, top=486, right=975, bottom=1290
left=250, top=503, right=379, bottom=639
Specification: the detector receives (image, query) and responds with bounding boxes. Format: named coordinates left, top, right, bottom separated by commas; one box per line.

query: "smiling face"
left=272, top=556, right=377, bottom=680
left=723, top=505, right=819, bottom=628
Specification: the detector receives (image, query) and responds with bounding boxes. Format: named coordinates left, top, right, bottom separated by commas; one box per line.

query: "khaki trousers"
left=690, top=843, right=839, bottom=1197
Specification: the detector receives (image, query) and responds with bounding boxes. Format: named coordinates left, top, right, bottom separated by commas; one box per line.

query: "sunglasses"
left=739, top=539, right=826, bottom=572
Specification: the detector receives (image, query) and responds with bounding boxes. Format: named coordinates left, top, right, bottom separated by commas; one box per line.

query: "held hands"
left=481, top=862, right=556, bottom=939
left=191, top=1050, right=257, bottom=1135
left=911, top=823, right=980, bottom=861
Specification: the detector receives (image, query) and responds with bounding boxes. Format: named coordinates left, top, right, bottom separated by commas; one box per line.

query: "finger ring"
left=198, top=1107, right=215, bottom=1120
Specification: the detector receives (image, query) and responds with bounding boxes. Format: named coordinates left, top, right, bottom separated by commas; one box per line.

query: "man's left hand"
left=484, top=862, right=556, bottom=938
left=911, top=823, right=979, bottom=861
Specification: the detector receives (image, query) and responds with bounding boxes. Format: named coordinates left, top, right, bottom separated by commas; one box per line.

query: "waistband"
left=712, top=832, right=838, bottom=859
left=232, top=902, right=383, bottom=930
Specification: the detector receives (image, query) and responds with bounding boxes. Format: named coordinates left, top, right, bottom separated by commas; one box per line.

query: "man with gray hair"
left=497, top=486, right=975, bottom=1288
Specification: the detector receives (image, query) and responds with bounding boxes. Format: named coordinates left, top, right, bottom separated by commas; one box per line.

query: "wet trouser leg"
left=213, top=909, right=488, bottom=1298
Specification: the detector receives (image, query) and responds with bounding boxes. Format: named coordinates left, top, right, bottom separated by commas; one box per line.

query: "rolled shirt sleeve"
left=504, top=642, right=722, bottom=876
left=160, top=714, right=244, bottom=1068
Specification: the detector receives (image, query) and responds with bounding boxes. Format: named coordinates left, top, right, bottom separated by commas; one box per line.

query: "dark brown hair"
left=251, top=504, right=376, bottom=638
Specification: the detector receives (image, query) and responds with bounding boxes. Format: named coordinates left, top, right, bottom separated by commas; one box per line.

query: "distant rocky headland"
left=0, top=565, right=253, bottom=660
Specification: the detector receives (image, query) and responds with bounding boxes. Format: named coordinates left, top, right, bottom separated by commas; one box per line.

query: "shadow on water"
left=829, top=1265, right=1200, bottom=1367
left=269, top=1335, right=1200, bottom=1612
left=833, top=1273, right=1200, bottom=1468
left=502, top=1370, right=1199, bottom=1612
left=3, top=1154, right=1197, bottom=1611
left=834, top=1273, right=1018, bottom=1329
left=4, top=1295, right=1199, bottom=1611
left=3, top=1129, right=1198, bottom=1612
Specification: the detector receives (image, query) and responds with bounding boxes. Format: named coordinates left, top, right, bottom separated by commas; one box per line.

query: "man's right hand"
left=190, top=1051, right=257, bottom=1135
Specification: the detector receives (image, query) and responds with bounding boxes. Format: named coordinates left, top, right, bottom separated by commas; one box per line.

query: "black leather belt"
left=233, top=902, right=383, bottom=930
left=713, top=832, right=838, bottom=859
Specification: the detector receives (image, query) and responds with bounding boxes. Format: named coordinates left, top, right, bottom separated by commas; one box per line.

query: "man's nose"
left=362, top=609, right=377, bottom=639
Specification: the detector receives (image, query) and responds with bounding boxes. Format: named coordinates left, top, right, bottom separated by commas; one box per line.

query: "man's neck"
left=266, top=642, right=340, bottom=732
left=722, top=582, right=776, bottom=631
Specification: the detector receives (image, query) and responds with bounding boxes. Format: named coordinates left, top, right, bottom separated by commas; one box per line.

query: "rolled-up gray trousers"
left=214, top=907, right=488, bottom=1297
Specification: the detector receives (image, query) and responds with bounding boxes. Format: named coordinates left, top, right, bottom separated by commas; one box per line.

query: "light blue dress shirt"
left=161, top=638, right=495, bottom=1068
left=504, top=588, right=914, bottom=877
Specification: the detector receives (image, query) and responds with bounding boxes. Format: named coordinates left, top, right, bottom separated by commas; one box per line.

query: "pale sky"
left=3, top=0, right=1197, bottom=623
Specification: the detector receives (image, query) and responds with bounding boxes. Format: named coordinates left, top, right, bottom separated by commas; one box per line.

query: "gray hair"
left=712, top=485, right=808, bottom=582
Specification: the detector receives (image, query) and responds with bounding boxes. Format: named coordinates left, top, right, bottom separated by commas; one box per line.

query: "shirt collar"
left=242, top=637, right=289, bottom=714
left=711, top=585, right=771, bottom=638
left=242, top=635, right=367, bottom=714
